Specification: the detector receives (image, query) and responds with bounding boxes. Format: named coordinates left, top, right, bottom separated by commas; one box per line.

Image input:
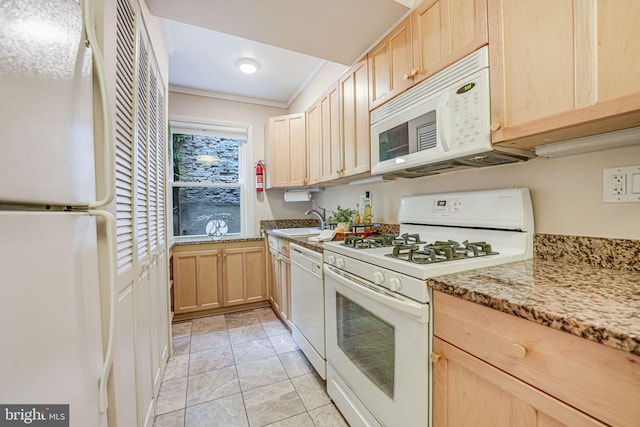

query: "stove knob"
left=326, top=255, right=336, bottom=265
left=389, top=277, right=402, bottom=291
left=373, top=272, right=385, bottom=285
left=336, top=258, right=345, bottom=268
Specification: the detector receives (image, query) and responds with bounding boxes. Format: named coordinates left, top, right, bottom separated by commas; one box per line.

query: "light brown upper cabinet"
left=368, top=16, right=414, bottom=110
left=368, top=0, right=488, bottom=110
left=339, top=58, right=371, bottom=179
left=305, top=101, right=321, bottom=186
left=266, top=113, right=306, bottom=188
left=489, top=0, right=640, bottom=150
left=412, top=0, right=488, bottom=86
left=320, top=84, right=341, bottom=182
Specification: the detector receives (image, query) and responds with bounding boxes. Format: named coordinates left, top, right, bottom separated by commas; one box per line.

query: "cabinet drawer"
left=267, top=235, right=279, bottom=252
left=434, top=291, right=640, bottom=427
left=267, top=234, right=290, bottom=257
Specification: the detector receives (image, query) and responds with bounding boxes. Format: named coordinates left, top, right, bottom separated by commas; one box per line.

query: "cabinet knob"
left=511, top=343, right=527, bottom=358
left=403, top=73, right=410, bottom=81
left=410, top=68, right=418, bottom=76
left=490, top=122, right=501, bottom=132
left=430, top=352, right=441, bottom=363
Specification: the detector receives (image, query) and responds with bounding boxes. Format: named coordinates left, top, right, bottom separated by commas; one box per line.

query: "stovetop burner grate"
left=386, top=239, right=499, bottom=264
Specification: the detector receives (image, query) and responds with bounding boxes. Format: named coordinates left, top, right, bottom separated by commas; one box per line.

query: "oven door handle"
left=324, top=265, right=429, bottom=322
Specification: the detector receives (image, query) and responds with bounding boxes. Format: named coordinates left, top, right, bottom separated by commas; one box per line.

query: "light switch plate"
left=603, top=165, right=640, bottom=203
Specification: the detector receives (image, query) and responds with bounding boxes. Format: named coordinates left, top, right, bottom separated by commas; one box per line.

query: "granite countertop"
left=171, top=235, right=264, bottom=248
left=265, top=229, right=325, bottom=253
left=428, top=258, right=640, bottom=356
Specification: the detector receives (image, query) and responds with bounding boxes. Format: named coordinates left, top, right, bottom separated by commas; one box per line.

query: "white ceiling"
left=145, top=0, right=411, bottom=107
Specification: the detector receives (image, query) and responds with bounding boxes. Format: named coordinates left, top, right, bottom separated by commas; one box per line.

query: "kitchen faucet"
left=304, top=207, right=325, bottom=230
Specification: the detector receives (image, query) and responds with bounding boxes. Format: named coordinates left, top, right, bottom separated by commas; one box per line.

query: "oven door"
left=324, top=264, right=430, bottom=427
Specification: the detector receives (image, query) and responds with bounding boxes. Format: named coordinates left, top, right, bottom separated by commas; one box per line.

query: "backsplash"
left=260, top=221, right=639, bottom=272
left=534, top=234, right=640, bottom=272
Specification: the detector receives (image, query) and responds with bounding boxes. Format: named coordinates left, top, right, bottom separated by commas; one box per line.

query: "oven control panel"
left=433, top=197, right=462, bottom=214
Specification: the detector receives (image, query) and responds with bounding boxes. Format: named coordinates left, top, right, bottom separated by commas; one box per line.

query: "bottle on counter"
left=354, top=205, right=361, bottom=226
left=363, top=191, right=372, bottom=226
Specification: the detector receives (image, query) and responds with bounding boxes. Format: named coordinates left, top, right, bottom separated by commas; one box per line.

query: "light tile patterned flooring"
left=153, top=307, right=349, bottom=427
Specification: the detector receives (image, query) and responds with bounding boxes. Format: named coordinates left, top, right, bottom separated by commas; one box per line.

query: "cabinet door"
left=223, top=246, right=267, bottom=306
left=173, top=250, right=221, bottom=314
left=306, top=101, right=321, bottom=185
left=269, top=251, right=281, bottom=314
left=412, top=0, right=487, bottom=85
left=488, top=0, right=640, bottom=149
left=320, top=84, right=341, bottom=182
left=368, top=15, right=413, bottom=110
left=280, top=255, right=292, bottom=328
left=339, top=58, right=370, bottom=178
left=268, top=114, right=306, bottom=187
left=432, top=337, right=605, bottom=427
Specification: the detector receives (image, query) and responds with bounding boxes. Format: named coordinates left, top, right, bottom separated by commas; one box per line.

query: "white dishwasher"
left=290, top=243, right=326, bottom=379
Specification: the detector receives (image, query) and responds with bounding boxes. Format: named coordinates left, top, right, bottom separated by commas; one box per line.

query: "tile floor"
left=153, top=307, right=350, bottom=427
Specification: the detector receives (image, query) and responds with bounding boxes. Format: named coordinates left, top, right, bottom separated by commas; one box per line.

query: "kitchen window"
left=170, top=119, right=251, bottom=238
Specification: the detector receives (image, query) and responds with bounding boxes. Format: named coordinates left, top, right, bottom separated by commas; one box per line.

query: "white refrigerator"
left=0, top=0, right=113, bottom=425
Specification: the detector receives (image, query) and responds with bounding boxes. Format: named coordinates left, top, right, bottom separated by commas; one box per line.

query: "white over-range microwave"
left=370, top=46, right=534, bottom=178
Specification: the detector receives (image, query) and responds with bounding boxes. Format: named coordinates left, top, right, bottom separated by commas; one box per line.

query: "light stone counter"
left=429, top=258, right=640, bottom=356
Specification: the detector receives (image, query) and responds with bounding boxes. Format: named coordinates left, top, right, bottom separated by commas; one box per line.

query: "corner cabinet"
left=368, top=0, right=488, bottom=110
left=488, top=0, right=640, bottom=149
left=171, top=241, right=267, bottom=316
left=266, top=113, right=307, bottom=188
left=432, top=291, right=640, bottom=427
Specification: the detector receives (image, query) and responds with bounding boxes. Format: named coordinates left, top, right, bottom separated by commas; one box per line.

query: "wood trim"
left=172, top=301, right=270, bottom=321
left=494, top=95, right=640, bottom=149
left=487, top=0, right=506, bottom=142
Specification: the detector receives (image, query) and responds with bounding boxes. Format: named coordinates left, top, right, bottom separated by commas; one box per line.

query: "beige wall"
left=169, top=91, right=640, bottom=240
left=311, top=144, right=640, bottom=240
left=287, top=61, right=348, bottom=113
left=168, top=92, right=317, bottom=234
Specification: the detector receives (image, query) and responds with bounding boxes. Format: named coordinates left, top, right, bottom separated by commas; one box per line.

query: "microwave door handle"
left=436, top=93, right=451, bottom=151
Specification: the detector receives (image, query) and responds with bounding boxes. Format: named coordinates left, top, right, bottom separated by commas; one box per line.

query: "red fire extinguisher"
left=255, top=161, right=264, bottom=192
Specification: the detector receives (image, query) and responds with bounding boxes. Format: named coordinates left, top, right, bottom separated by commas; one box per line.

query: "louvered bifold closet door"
left=156, top=82, right=166, bottom=247
left=135, top=38, right=149, bottom=263
left=112, top=0, right=140, bottom=425
left=148, top=65, right=158, bottom=254
left=115, top=0, right=136, bottom=275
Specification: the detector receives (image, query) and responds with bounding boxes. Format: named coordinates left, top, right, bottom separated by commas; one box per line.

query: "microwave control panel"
left=449, top=76, right=484, bottom=150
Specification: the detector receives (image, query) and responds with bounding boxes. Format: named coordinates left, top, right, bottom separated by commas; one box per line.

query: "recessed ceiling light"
left=238, top=58, right=258, bottom=74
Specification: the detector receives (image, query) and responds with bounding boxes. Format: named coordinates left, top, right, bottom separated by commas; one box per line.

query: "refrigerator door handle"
left=90, top=210, right=116, bottom=413
left=83, top=0, right=114, bottom=209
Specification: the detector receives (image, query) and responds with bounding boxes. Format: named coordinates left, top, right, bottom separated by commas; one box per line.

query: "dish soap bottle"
left=363, top=191, right=372, bottom=226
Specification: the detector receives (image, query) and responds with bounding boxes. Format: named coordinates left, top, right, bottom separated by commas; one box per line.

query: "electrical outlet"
left=603, top=165, right=640, bottom=203
left=612, top=175, right=626, bottom=195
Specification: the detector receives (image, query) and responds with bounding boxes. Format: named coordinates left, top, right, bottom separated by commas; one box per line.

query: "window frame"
left=169, top=116, right=254, bottom=239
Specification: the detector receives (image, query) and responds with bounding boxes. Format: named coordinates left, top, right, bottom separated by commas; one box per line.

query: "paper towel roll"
left=284, top=190, right=311, bottom=202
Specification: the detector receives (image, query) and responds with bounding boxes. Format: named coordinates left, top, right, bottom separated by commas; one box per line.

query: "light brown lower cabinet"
left=432, top=337, right=604, bottom=427
left=222, top=246, right=267, bottom=306
left=172, top=242, right=266, bottom=315
left=432, top=291, right=640, bottom=427
left=267, top=235, right=292, bottom=328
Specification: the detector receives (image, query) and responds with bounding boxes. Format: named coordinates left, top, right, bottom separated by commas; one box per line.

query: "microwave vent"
left=385, top=149, right=534, bottom=179
left=417, top=123, right=437, bottom=151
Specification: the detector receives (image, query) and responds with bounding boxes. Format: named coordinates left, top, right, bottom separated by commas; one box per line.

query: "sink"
left=273, top=227, right=322, bottom=236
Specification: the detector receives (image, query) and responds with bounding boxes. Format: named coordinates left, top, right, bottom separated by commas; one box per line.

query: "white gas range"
left=322, top=187, right=534, bottom=427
